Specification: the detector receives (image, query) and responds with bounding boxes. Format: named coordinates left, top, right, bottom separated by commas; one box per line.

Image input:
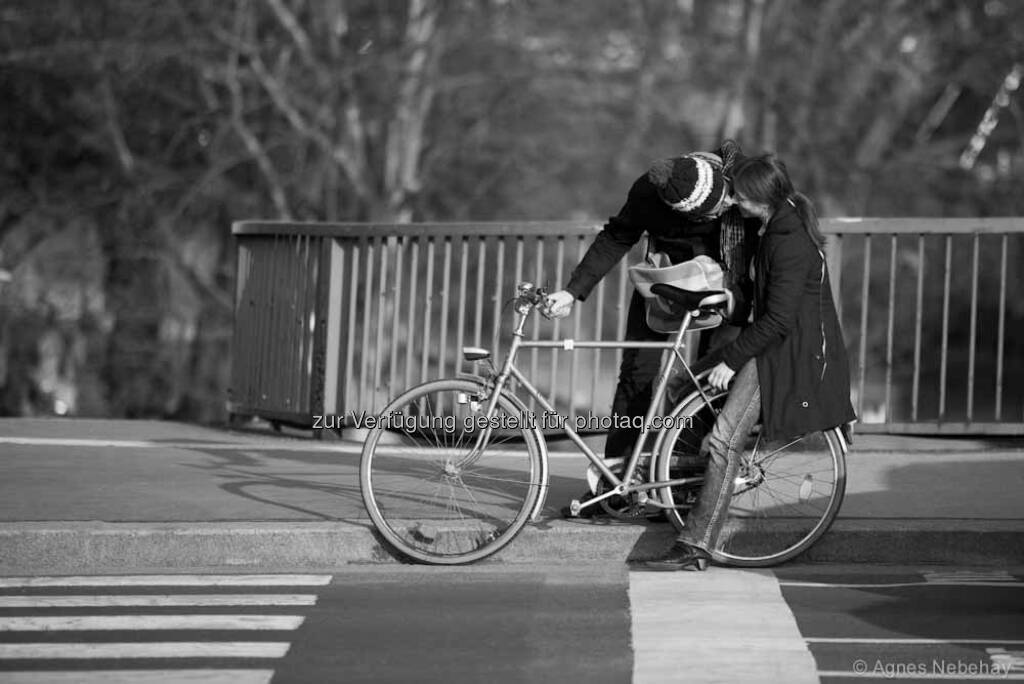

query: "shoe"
left=635, top=541, right=711, bottom=571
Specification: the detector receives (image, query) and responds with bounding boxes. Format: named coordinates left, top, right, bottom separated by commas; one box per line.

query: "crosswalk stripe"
left=779, top=580, right=1024, bottom=589
left=629, top=568, right=819, bottom=684
left=817, top=671, right=1024, bottom=681
left=806, top=638, right=1024, bottom=645
left=0, top=670, right=275, bottom=684
left=0, top=615, right=305, bottom=631
left=0, top=575, right=331, bottom=588
left=0, top=594, right=317, bottom=608
left=0, top=642, right=291, bottom=659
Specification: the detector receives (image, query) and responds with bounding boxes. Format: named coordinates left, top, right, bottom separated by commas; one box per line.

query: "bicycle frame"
left=471, top=299, right=721, bottom=515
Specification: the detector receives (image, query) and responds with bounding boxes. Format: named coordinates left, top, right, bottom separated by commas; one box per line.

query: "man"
left=544, top=141, right=759, bottom=517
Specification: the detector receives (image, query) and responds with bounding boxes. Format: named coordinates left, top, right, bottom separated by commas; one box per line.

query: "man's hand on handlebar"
left=543, top=290, right=576, bottom=319
left=708, top=361, right=736, bottom=391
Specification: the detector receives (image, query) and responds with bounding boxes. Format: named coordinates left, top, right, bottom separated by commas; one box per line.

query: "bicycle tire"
left=360, top=378, right=546, bottom=565
left=652, top=385, right=846, bottom=567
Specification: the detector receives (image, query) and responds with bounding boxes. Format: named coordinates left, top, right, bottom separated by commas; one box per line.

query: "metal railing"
left=229, top=218, right=1024, bottom=435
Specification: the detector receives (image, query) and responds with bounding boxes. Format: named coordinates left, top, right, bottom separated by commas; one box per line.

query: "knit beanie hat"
left=647, top=152, right=727, bottom=216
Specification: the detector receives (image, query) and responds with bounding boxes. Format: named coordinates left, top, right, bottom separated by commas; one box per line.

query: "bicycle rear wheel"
left=654, top=387, right=846, bottom=567
left=360, top=378, right=546, bottom=565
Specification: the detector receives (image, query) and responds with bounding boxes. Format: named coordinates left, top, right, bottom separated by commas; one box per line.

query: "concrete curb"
left=1, top=519, right=1022, bottom=573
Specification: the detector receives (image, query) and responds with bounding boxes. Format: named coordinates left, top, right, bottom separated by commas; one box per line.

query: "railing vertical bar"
left=911, top=235, right=925, bottom=422
left=405, top=237, right=420, bottom=391
left=473, top=237, right=486, bottom=348
left=292, top=236, right=307, bottom=411
left=884, top=235, right=897, bottom=423
left=322, top=237, right=346, bottom=417
left=372, top=237, right=391, bottom=411
left=360, top=237, right=376, bottom=412
left=344, top=240, right=360, bottom=413
left=389, top=236, right=405, bottom=401
left=550, top=238, right=565, bottom=404
left=259, top=235, right=281, bottom=413
left=939, top=235, right=952, bottom=422
left=229, top=240, right=246, bottom=408
left=570, top=236, right=585, bottom=424
left=491, top=238, right=506, bottom=359
left=530, top=237, right=544, bottom=414
left=281, top=236, right=295, bottom=410
left=298, top=235, right=314, bottom=411
left=306, top=236, right=318, bottom=411
left=857, top=235, right=871, bottom=420
left=513, top=237, right=524, bottom=395
left=438, top=237, right=452, bottom=379
left=454, top=237, right=469, bottom=376
left=473, top=236, right=485, bottom=358
left=995, top=234, right=1008, bottom=420
left=966, top=233, right=980, bottom=423
left=275, top=235, right=288, bottom=410
left=420, top=238, right=436, bottom=385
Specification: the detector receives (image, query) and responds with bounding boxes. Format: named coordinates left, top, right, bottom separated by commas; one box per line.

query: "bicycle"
left=359, top=281, right=848, bottom=566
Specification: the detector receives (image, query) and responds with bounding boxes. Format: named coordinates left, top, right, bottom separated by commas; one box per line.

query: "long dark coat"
left=721, top=202, right=857, bottom=441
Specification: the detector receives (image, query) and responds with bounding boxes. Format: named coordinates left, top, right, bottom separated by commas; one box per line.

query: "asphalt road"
left=0, top=564, right=1020, bottom=683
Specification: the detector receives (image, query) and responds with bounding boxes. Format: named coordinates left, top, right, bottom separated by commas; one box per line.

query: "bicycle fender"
left=647, top=367, right=715, bottom=483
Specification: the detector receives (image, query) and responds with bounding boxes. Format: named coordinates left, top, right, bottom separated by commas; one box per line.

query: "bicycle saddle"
left=650, top=283, right=728, bottom=311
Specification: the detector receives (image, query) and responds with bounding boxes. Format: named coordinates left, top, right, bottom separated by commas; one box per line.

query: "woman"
left=640, top=153, right=857, bottom=571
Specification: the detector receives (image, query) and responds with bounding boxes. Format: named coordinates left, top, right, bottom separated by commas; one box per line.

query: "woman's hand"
left=707, top=361, right=736, bottom=391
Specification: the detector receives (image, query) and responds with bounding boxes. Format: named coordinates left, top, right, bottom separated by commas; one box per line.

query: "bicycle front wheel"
left=360, top=378, right=546, bottom=565
left=654, top=387, right=846, bottom=567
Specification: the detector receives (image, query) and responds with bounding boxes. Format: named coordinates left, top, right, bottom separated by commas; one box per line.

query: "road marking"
left=806, top=638, right=1024, bottom=645
left=779, top=581, right=1024, bottom=589
left=0, top=642, right=290, bottom=659
left=924, top=570, right=1017, bottom=583
left=0, top=594, right=317, bottom=608
left=0, top=436, right=586, bottom=458
left=817, top=671, right=1024, bottom=680
left=989, top=648, right=1024, bottom=673
left=0, top=615, right=305, bottom=631
left=0, top=671, right=274, bottom=684
left=0, top=437, right=359, bottom=452
left=0, top=574, right=331, bottom=588
left=629, top=568, right=819, bottom=684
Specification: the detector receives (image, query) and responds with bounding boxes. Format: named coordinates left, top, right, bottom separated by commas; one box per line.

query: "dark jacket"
left=565, top=173, right=759, bottom=318
left=721, top=202, right=857, bottom=441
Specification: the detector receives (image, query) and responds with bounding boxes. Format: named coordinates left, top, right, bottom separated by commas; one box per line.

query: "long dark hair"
left=731, top=154, right=825, bottom=249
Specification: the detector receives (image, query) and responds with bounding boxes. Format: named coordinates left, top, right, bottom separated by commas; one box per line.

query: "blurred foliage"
left=0, top=0, right=1022, bottom=422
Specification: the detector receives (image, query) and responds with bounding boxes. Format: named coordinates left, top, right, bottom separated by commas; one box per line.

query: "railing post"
left=317, top=237, right=347, bottom=433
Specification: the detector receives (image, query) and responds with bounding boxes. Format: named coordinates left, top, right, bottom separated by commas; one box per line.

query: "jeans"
left=676, top=357, right=761, bottom=553
left=604, top=290, right=742, bottom=460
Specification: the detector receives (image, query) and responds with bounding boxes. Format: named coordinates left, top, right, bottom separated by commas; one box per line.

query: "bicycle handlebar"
left=513, top=282, right=549, bottom=315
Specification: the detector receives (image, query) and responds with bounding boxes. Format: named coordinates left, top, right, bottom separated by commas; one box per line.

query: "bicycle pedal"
left=568, top=499, right=582, bottom=517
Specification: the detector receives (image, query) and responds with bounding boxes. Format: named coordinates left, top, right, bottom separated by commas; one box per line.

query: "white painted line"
left=0, top=437, right=359, bottom=452
left=0, top=670, right=275, bottom=684
left=806, top=638, right=1024, bottom=645
left=0, top=642, right=290, bottom=659
left=0, top=436, right=586, bottom=458
left=0, top=575, right=331, bottom=588
left=924, top=570, right=1017, bottom=583
left=817, top=672, right=1024, bottom=681
left=0, top=615, right=305, bottom=631
left=780, top=581, right=1024, bottom=589
left=0, top=594, right=317, bottom=608
left=629, top=569, right=819, bottom=684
